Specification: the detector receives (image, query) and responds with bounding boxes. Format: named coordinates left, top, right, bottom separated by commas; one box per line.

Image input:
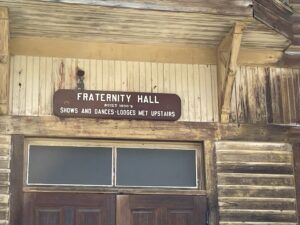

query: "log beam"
left=0, top=116, right=299, bottom=143
left=10, top=37, right=283, bottom=66
left=217, top=22, right=245, bottom=123
left=0, top=7, right=9, bottom=115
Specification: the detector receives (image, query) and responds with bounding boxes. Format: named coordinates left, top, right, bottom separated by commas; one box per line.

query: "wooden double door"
left=23, top=193, right=207, bottom=225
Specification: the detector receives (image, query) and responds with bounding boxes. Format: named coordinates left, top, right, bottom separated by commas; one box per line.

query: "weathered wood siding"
left=216, top=141, right=298, bottom=225
left=0, top=135, right=10, bottom=225
left=8, top=55, right=219, bottom=122
left=8, top=56, right=300, bottom=125
left=0, top=0, right=289, bottom=50
left=230, top=67, right=300, bottom=125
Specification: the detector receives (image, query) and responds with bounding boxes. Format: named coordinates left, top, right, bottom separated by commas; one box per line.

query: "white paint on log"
left=216, top=141, right=297, bottom=224
left=0, top=136, right=9, bottom=223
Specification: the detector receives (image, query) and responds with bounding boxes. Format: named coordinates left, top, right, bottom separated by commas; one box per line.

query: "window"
left=25, top=139, right=203, bottom=189
left=116, top=148, right=196, bottom=187
left=27, top=146, right=112, bottom=186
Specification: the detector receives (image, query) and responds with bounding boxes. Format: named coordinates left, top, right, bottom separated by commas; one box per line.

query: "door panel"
left=131, top=209, right=158, bottom=225
left=167, top=210, right=193, bottom=225
left=117, top=195, right=207, bottom=225
left=36, top=209, right=62, bottom=225
left=23, top=193, right=115, bottom=225
left=23, top=193, right=207, bottom=225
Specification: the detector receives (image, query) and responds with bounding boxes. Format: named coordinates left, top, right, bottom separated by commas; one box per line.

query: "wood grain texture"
left=0, top=0, right=290, bottom=50
left=219, top=23, right=244, bottom=123
left=253, top=0, right=293, bottom=39
left=9, top=37, right=285, bottom=66
left=0, top=116, right=299, bottom=143
left=9, top=56, right=219, bottom=122
left=230, top=67, right=300, bottom=125
left=9, top=135, right=23, bottom=225
left=117, top=195, right=207, bottom=225
left=0, top=135, right=10, bottom=225
left=204, top=141, right=218, bottom=225
left=216, top=141, right=297, bottom=224
left=0, top=7, right=9, bottom=115
left=41, top=0, right=253, bottom=15
left=292, top=143, right=300, bottom=224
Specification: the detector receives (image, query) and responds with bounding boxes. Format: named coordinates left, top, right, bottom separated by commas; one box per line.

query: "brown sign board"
left=53, top=89, right=181, bottom=121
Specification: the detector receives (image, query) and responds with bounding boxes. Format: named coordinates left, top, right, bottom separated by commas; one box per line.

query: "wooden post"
left=217, top=22, right=245, bottom=123
left=204, top=141, right=219, bottom=225
left=0, top=7, right=9, bottom=115
left=10, top=135, right=24, bottom=225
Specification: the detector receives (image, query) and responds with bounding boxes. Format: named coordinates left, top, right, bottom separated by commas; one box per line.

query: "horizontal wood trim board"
left=9, top=38, right=283, bottom=65
left=22, top=187, right=207, bottom=196
left=0, top=116, right=299, bottom=142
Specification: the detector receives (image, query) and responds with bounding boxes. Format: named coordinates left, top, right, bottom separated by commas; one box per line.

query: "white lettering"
left=88, top=94, right=94, bottom=101
left=126, top=95, right=131, bottom=103
left=138, top=110, right=148, bottom=116
left=137, top=95, right=143, bottom=103
left=60, top=107, right=78, bottom=114
left=81, top=108, right=92, bottom=114
left=83, top=93, right=88, bottom=101
left=77, top=93, right=82, bottom=101
left=116, top=109, right=136, bottom=116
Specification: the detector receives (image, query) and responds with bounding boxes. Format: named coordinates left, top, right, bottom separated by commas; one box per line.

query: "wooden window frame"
left=23, top=138, right=206, bottom=195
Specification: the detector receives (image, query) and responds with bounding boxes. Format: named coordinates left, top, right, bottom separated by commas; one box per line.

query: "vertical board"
left=9, top=56, right=14, bottom=115
left=114, top=61, right=122, bottom=92
left=188, top=64, right=195, bottom=122
left=293, top=69, right=300, bottom=124
left=127, top=61, right=134, bottom=92
left=151, top=63, right=158, bottom=93
left=193, top=64, right=201, bottom=122
left=31, top=57, right=40, bottom=115
left=256, top=67, right=267, bottom=123
left=9, top=56, right=300, bottom=125
left=199, top=65, right=208, bottom=122
left=231, top=66, right=300, bottom=125
left=157, top=63, right=164, bottom=93
left=9, top=56, right=219, bottom=122
left=19, top=56, right=27, bottom=115
left=205, top=65, right=213, bottom=122
left=211, top=65, right=219, bottom=122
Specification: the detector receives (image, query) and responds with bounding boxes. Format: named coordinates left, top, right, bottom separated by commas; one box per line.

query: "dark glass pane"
left=28, top=146, right=112, bottom=185
left=116, top=148, right=196, bottom=187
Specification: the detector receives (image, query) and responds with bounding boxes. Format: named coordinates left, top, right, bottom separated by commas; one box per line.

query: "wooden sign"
left=53, top=89, right=181, bottom=121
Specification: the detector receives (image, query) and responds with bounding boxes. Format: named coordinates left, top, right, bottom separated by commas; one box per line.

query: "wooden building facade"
left=0, top=0, right=299, bottom=225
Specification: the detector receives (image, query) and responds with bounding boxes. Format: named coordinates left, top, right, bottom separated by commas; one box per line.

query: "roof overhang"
left=0, top=0, right=293, bottom=55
